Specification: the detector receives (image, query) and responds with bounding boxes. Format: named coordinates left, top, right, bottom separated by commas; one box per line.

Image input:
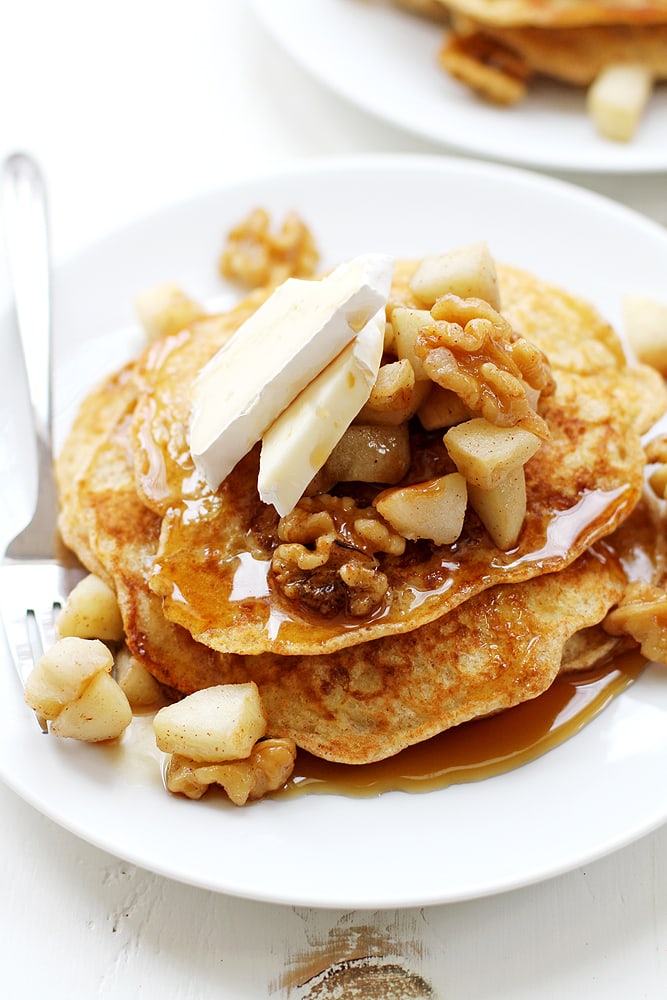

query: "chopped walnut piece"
left=165, top=738, right=297, bottom=805
left=415, top=293, right=555, bottom=439
left=271, top=495, right=405, bottom=618
left=219, top=208, right=319, bottom=289
left=604, top=582, right=667, bottom=664
left=338, top=562, right=390, bottom=618
left=277, top=496, right=406, bottom=557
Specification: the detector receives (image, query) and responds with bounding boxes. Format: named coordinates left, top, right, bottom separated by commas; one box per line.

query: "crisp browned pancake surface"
left=56, top=258, right=667, bottom=764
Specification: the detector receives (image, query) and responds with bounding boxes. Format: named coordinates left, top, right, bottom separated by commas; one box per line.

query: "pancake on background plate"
left=436, top=0, right=667, bottom=27
left=396, top=0, right=667, bottom=139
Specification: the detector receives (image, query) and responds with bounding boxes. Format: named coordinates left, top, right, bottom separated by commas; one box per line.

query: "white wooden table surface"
left=1, top=3, right=666, bottom=997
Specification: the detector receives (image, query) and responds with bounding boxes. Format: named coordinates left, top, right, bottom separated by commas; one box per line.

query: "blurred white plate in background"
left=251, top=0, right=667, bottom=173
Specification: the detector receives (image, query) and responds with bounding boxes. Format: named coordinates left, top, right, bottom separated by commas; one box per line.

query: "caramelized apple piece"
left=468, top=467, right=527, bottom=550
left=374, top=473, right=467, bottom=546
left=357, top=359, right=430, bottom=426
left=409, top=242, right=500, bottom=310
left=444, top=417, right=540, bottom=490
left=322, top=424, right=410, bottom=485
left=57, top=573, right=125, bottom=642
left=587, top=63, right=653, bottom=143
left=51, top=671, right=132, bottom=742
left=417, top=384, right=471, bottom=430
left=153, top=683, right=267, bottom=763
left=390, top=307, right=435, bottom=381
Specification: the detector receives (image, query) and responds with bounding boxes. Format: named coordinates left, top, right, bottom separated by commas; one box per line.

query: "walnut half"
left=415, top=293, right=554, bottom=439
left=271, top=495, right=406, bottom=618
left=604, top=582, right=667, bottom=664
left=165, top=738, right=297, bottom=805
left=219, top=208, right=319, bottom=289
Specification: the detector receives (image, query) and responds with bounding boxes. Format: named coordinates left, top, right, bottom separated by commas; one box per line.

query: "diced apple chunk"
left=622, top=294, right=667, bottom=376
left=57, top=573, right=125, bottom=642
left=417, top=384, right=471, bottom=430
left=374, top=473, right=468, bottom=545
left=50, top=670, right=132, bottom=742
left=115, top=647, right=167, bottom=710
left=409, top=242, right=500, bottom=310
left=24, top=636, right=114, bottom=720
left=468, top=467, right=527, bottom=550
left=322, top=423, right=410, bottom=485
left=587, top=63, right=653, bottom=143
left=390, top=307, right=434, bottom=381
left=382, top=319, right=396, bottom=354
left=153, top=683, right=267, bottom=763
left=444, top=417, right=541, bottom=490
left=134, top=282, right=203, bottom=342
left=357, top=359, right=430, bottom=425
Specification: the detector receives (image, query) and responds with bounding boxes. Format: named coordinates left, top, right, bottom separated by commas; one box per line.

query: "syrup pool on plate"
left=283, top=650, right=645, bottom=798
left=103, top=649, right=646, bottom=799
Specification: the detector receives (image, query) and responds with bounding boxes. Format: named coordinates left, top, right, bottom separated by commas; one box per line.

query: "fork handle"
left=3, top=153, right=59, bottom=560
left=3, top=153, right=53, bottom=445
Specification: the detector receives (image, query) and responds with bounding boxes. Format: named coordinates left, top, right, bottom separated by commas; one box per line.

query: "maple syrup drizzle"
left=159, top=483, right=634, bottom=650
left=279, top=650, right=645, bottom=799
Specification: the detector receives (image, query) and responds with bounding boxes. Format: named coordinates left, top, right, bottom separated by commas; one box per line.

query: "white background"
left=1, top=2, right=666, bottom=997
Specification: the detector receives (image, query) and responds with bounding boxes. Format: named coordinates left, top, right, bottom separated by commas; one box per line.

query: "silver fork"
left=0, top=153, right=83, bottom=730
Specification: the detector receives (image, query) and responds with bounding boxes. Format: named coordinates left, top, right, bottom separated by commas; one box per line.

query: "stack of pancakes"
left=404, top=1, right=667, bottom=114
left=56, top=258, right=667, bottom=765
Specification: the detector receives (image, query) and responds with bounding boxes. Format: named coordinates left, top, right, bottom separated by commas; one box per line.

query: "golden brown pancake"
left=130, top=289, right=270, bottom=518
left=229, top=544, right=629, bottom=763
left=136, top=262, right=664, bottom=656
left=56, top=363, right=139, bottom=583
left=57, top=367, right=636, bottom=764
left=55, top=254, right=667, bottom=764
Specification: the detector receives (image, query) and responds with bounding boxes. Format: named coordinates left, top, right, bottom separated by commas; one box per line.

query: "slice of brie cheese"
left=189, top=254, right=394, bottom=490
left=258, top=307, right=386, bottom=516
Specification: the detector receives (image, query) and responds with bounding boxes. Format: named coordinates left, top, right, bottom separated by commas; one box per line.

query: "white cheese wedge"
left=189, top=254, right=394, bottom=490
left=258, top=307, right=386, bottom=516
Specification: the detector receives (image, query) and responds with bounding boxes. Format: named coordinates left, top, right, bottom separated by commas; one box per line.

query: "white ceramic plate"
left=2, top=155, right=667, bottom=909
left=250, top=0, right=667, bottom=173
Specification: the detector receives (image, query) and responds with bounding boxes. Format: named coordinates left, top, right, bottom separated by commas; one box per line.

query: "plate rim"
left=49, top=151, right=667, bottom=273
